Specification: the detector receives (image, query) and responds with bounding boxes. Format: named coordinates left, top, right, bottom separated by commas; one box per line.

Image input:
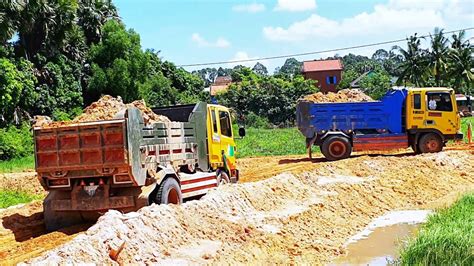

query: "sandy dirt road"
left=16, top=146, right=472, bottom=265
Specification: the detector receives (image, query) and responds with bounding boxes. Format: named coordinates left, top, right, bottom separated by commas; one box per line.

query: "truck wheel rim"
left=167, top=188, right=180, bottom=204
left=329, top=141, right=346, bottom=158
left=425, top=138, right=440, bottom=152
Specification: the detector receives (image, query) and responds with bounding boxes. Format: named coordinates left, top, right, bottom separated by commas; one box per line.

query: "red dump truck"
left=34, top=103, right=242, bottom=230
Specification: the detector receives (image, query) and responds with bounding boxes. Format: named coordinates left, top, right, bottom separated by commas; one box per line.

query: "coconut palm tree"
left=447, top=30, right=473, bottom=94
left=396, top=34, right=430, bottom=86
left=77, top=0, right=118, bottom=45
left=428, top=28, right=449, bottom=86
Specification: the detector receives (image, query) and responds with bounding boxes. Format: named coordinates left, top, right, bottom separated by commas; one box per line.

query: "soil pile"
left=26, top=149, right=474, bottom=265
left=36, top=95, right=170, bottom=128
left=302, top=89, right=373, bottom=103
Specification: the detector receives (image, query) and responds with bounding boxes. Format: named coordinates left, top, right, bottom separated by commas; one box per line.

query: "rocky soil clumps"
left=301, top=89, right=374, bottom=103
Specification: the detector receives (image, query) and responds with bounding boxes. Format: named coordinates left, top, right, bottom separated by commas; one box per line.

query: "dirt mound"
left=0, top=201, right=88, bottom=265
left=0, top=172, right=45, bottom=197
left=302, top=89, right=373, bottom=103
left=26, top=150, right=474, bottom=265
left=37, top=95, right=170, bottom=128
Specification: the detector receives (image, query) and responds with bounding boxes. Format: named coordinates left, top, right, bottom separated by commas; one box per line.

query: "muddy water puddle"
left=332, top=210, right=431, bottom=265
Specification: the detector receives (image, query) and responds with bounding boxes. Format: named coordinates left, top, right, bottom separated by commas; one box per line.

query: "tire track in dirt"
left=24, top=149, right=474, bottom=264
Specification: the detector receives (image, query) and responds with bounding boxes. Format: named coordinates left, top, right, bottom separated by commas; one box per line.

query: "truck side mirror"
left=238, top=127, right=246, bottom=138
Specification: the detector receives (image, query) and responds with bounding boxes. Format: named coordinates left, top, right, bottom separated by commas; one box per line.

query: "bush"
left=244, top=112, right=272, bottom=128
left=0, top=124, right=34, bottom=161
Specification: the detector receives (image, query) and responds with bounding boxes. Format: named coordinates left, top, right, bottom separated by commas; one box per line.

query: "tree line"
left=0, top=0, right=206, bottom=127
left=0, top=1, right=472, bottom=159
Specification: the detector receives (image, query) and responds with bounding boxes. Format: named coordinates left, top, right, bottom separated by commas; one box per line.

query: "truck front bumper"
left=443, top=132, right=464, bottom=141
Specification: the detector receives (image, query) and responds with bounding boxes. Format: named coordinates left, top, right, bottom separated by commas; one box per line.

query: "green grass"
left=0, top=189, right=42, bottom=208
left=460, top=117, right=474, bottom=142
left=235, top=127, right=313, bottom=158
left=0, top=155, right=35, bottom=173
left=399, top=193, right=474, bottom=265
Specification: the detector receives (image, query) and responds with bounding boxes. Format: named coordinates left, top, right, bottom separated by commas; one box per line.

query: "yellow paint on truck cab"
left=206, top=104, right=237, bottom=172
left=405, top=87, right=460, bottom=135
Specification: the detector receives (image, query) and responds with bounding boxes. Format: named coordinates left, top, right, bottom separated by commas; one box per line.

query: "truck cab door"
left=216, top=108, right=236, bottom=171
left=424, top=91, right=459, bottom=135
left=207, top=106, right=222, bottom=167
left=206, top=106, right=237, bottom=171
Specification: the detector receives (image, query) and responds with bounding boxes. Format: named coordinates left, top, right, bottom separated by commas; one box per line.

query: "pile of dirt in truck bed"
left=26, top=149, right=474, bottom=265
left=301, top=89, right=374, bottom=103
left=35, top=95, right=170, bottom=128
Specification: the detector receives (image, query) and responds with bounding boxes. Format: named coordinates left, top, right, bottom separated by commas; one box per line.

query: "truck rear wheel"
left=155, top=178, right=183, bottom=205
left=321, top=136, right=352, bottom=161
left=418, top=133, right=443, bottom=153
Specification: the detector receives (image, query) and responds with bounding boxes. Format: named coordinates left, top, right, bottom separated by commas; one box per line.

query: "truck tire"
left=43, top=191, right=83, bottom=231
left=418, top=133, right=443, bottom=153
left=217, top=170, right=230, bottom=186
left=155, top=178, right=183, bottom=205
left=321, top=136, right=352, bottom=161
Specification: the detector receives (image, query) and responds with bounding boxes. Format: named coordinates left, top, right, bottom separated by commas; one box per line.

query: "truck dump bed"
left=35, top=119, right=130, bottom=187
left=297, top=89, right=407, bottom=138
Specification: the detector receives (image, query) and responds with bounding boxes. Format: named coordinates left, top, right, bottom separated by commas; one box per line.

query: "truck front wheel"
left=321, top=136, right=352, bottom=161
left=418, top=133, right=443, bottom=153
left=155, top=178, right=183, bottom=205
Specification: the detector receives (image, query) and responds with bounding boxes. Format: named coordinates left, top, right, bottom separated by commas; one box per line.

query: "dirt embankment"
left=0, top=172, right=88, bottom=265
left=25, top=149, right=474, bottom=264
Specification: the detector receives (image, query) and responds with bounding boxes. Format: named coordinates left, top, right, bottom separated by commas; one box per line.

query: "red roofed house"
left=210, top=76, right=232, bottom=96
left=302, top=59, right=343, bottom=93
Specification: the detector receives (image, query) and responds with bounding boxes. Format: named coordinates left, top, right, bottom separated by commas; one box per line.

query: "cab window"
left=219, top=111, right=232, bottom=137
left=427, top=92, right=453, bottom=112
left=413, top=94, right=421, bottom=109
left=211, top=110, right=218, bottom=133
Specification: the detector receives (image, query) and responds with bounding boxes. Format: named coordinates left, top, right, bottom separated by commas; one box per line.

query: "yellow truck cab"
left=206, top=104, right=239, bottom=180
left=405, top=87, right=462, bottom=152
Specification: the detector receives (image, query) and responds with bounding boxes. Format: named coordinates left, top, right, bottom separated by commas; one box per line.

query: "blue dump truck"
left=297, top=87, right=463, bottom=161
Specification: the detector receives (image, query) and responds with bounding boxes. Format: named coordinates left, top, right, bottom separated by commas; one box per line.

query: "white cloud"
left=275, top=0, right=316, bottom=12
left=264, top=3, right=452, bottom=42
left=191, top=33, right=231, bottom=48
left=232, top=3, right=265, bottom=13
left=227, top=51, right=270, bottom=69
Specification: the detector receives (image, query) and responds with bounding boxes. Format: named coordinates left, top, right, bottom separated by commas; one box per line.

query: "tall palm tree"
left=447, top=30, right=473, bottom=94
left=77, top=0, right=118, bottom=45
left=428, top=28, right=449, bottom=86
left=396, top=34, right=430, bottom=86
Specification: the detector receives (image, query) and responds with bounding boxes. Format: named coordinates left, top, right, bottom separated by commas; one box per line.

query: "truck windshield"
left=427, top=92, right=452, bottom=112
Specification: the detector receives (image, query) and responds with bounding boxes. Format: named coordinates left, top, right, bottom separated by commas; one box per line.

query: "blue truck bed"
left=297, top=89, right=408, bottom=139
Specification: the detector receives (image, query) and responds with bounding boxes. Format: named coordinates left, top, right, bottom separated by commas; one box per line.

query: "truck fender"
left=320, top=131, right=351, bottom=142
left=410, top=129, right=445, bottom=146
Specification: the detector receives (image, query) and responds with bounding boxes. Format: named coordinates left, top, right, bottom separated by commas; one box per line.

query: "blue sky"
left=114, top=0, right=474, bottom=72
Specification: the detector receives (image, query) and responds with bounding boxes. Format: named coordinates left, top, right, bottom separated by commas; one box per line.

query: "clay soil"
left=301, top=89, right=374, bottom=103
left=2, top=145, right=469, bottom=265
left=35, top=95, right=170, bottom=128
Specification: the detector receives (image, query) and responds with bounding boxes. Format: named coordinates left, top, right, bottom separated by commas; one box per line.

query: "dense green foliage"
left=217, top=67, right=317, bottom=125
left=400, top=193, right=474, bottom=265
left=396, top=29, right=473, bottom=95
left=0, top=124, right=33, bottom=160
left=0, top=0, right=471, bottom=163
left=0, top=190, right=43, bottom=208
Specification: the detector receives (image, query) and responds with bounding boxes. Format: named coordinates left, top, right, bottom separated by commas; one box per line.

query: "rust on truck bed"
left=35, top=120, right=129, bottom=179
